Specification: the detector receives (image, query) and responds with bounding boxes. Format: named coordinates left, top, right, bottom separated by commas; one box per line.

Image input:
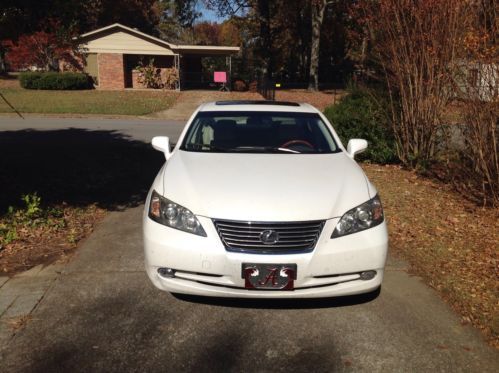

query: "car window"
left=180, top=111, right=340, bottom=154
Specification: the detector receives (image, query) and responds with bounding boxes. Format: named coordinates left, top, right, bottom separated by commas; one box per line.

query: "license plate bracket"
left=242, top=263, right=297, bottom=290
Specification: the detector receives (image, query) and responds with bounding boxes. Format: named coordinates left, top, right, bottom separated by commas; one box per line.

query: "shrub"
left=324, top=87, right=397, bottom=163
left=248, top=80, right=258, bottom=92
left=135, top=59, right=161, bottom=88
left=135, top=58, right=179, bottom=89
left=232, top=79, right=248, bottom=91
left=0, top=193, right=64, bottom=246
left=356, top=0, right=467, bottom=167
left=19, top=72, right=91, bottom=90
left=160, top=67, right=179, bottom=90
left=458, top=99, right=499, bottom=206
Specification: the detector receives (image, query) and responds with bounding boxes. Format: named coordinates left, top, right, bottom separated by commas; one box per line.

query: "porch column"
left=228, top=56, right=232, bottom=90
left=174, top=54, right=181, bottom=91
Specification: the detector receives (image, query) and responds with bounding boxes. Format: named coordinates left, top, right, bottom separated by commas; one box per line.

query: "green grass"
left=0, top=88, right=178, bottom=115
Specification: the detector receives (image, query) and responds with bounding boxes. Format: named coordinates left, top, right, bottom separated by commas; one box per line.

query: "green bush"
left=19, top=72, right=91, bottom=90
left=324, top=87, right=398, bottom=163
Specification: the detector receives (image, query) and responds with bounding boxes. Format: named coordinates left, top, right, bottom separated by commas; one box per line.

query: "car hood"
left=162, top=150, right=371, bottom=221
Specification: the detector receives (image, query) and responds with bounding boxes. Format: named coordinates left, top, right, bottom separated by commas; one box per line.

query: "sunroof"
left=215, top=100, right=300, bottom=107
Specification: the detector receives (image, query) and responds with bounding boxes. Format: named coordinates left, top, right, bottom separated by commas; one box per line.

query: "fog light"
left=158, top=267, right=176, bottom=278
left=360, top=270, right=376, bottom=280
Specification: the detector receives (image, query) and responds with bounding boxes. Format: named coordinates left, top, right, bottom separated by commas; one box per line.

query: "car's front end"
left=143, top=101, right=388, bottom=298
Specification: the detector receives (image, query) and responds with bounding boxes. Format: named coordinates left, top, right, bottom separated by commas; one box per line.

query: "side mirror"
left=347, top=139, right=368, bottom=158
left=152, top=136, right=172, bottom=160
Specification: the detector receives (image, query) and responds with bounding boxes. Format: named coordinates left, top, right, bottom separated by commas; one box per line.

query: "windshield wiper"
left=230, top=146, right=301, bottom=154
left=186, top=144, right=302, bottom=154
left=186, top=143, right=229, bottom=152
left=273, top=147, right=301, bottom=154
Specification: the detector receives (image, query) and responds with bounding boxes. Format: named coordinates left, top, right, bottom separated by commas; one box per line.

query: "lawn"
left=0, top=84, right=178, bottom=116
left=0, top=76, right=343, bottom=115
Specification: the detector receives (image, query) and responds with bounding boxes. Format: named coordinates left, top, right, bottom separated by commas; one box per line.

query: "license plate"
left=242, top=263, right=297, bottom=290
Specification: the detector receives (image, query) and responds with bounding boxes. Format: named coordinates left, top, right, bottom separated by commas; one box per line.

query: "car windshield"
left=180, top=111, right=341, bottom=154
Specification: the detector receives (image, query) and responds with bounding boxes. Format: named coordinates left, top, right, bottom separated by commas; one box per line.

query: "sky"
left=196, top=3, right=227, bottom=23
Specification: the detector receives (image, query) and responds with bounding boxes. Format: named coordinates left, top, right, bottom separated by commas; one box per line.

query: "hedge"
left=324, top=86, right=398, bottom=164
left=19, top=72, right=92, bottom=90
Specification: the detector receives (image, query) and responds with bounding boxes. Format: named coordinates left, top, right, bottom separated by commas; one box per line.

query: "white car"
left=143, top=101, right=388, bottom=298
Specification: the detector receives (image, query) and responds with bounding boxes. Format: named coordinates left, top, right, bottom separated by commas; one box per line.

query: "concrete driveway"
left=1, top=206, right=498, bottom=372
left=0, top=117, right=498, bottom=371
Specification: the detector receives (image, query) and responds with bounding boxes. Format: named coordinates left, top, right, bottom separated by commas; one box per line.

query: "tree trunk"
left=0, top=46, right=6, bottom=75
left=308, top=0, right=327, bottom=91
left=258, top=0, right=273, bottom=79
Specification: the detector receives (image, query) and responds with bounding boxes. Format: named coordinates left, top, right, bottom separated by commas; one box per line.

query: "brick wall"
left=97, top=53, right=125, bottom=90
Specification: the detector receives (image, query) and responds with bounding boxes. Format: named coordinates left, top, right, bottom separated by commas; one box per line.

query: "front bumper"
left=143, top=215, right=388, bottom=298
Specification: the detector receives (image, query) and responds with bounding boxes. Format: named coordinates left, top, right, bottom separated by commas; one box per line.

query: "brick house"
left=75, top=23, right=239, bottom=90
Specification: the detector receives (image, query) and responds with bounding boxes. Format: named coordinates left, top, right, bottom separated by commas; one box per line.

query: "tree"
left=308, top=0, right=328, bottom=90
left=457, top=0, right=498, bottom=206
left=204, top=0, right=251, bottom=16
left=192, top=19, right=243, bottom=47
left=81, top=0, right=161, bottom=34
left=157, top=0, right=201, bottom=43
left=0, top=0, right=166, bottom=72
left=219, top=19, right=241, bottom=45
left=194, top=22, right=221, bottom=45
left=204, top=0, right=351, bottom=85
left=359, top=0, right=468, bottom=167
left=0, top=1, right=47, bottom=73
left=204, top=0, right=281, bottom=79
left=5, top=29, right=77, bottom=71
left=176, top=0, right=201, bottom=29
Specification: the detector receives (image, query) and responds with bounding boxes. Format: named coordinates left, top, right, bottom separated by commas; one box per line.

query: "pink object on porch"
left=214, top=71, right=227, bottom=83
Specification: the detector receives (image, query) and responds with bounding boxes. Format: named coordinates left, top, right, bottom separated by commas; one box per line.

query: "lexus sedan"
left=143, top=100, right=388, bottom=298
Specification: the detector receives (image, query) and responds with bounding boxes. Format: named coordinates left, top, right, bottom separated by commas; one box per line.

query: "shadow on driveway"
left=0, top=128, right=163, bottom=213
left=173, top=287, right=381, bottom=309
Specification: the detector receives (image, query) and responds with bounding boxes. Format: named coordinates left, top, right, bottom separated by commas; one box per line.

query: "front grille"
left=213, top=219, right=325, bottom=254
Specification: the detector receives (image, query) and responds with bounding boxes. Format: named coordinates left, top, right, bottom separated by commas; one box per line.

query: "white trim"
left=85, top=48, right=175, bottom=55
left=175, top=45, right=240, bottom=52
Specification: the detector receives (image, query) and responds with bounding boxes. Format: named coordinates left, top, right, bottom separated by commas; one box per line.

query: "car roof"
left=198, top=101, right=319, bottom=113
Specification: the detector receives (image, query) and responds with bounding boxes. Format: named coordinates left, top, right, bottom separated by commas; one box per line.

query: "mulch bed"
left=0, top=205, right=105, bottom=276
left=363, top=163, right=499, bottom=348
left=275, top=89, right=346, bottom=111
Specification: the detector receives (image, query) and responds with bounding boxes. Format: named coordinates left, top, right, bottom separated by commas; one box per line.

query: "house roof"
left=78, top=23, right=240, bottom=56
left=79, top=23, right=175, bottom=49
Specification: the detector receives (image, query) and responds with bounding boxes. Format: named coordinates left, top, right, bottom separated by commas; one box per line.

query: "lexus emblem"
left=259, top=230, right=279, bottom=244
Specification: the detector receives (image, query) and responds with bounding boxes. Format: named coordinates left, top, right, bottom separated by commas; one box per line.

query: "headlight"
left=331, top=195, right=384, bottom=238
left=148, top=190, right=206, bottom=237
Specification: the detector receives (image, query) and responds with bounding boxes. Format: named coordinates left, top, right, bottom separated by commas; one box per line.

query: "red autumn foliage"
left=5, top=31, right=75, bottom=71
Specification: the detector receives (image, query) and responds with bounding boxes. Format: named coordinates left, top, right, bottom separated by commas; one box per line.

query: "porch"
left=77, top=23, right=239, bottom=91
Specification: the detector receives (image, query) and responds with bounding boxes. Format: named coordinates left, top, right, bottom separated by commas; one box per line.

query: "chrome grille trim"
left=213, top=219, right=325, bottom=254
left=215, top=223, right=323, bottom=230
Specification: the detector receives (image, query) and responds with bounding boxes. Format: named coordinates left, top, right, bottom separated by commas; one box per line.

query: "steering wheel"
left=280, top=139, right=315, bottom=150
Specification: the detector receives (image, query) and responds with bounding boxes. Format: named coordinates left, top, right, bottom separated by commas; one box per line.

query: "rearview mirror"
left=152, top=136, right=172, bottom=160
left=347, top=139, right=368, bottom=158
